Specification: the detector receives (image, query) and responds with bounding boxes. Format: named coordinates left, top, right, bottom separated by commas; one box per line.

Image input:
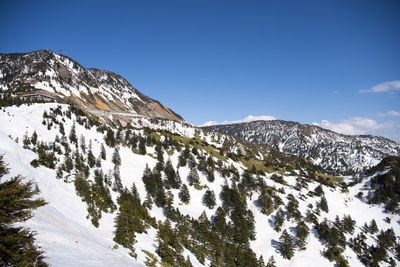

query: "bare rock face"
left=203, top=120, right=400, bottom=174
left=0, top=50, right=183, bottom=121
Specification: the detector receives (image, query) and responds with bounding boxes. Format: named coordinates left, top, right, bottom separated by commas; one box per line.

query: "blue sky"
left=1, top=0, right=400, bottom=140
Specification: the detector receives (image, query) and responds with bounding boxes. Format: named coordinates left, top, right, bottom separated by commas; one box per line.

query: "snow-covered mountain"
left=202, top=120, right=400, bottom=175
left=1, top=50, right=399, bottom=267
left=0, top=50, right=183, bottom=121
left=1, top=103, right=399, bottom=267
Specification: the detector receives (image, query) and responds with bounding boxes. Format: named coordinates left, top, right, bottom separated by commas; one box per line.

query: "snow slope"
left=0, top=103, right=399, bottom=266
left=0, top=130, right=144, bottom=266
left=0, top=103, right=206, bottom=266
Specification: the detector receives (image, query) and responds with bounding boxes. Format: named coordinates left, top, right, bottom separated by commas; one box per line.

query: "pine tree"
left=63, top=155, right=74, bottom=172
left=175, top=169, right=182, bottom=189
left=138, top=137, right=146, bottom=155
left=295, top=221, right=310, bottom=250
left=156, top=239, right=175, bottom=265
left=274, top=208, right=285, bottom=232
left=156, top=220, right=182, bottom=265
left=395, top=243, right=400, bottom=262
left=142, top=164, right=155, bottom=194
left=206, top=156, right=215, bottom=170
left=112, top=147, right=121, bottom=166
left=187, top=167, right=199, bottom=186
left=95, top=155, right=102, bottom=168
left=286, top=194, right=301, bottom=221
left=114, top=188, right=148, bottom=257
left=164, top=159, right=180, bottom=189
left=69, top=123, right=77, bottom=144
left=266, top=256, right=276, bottom=267
left=369, top=219, right=379, bottom=234
left=179, top=184, right=190, bottom=204
left=80, top=135, right=86, bottom=153
left=31, top=131, right=38, bottom=145
left=74, top=149, right=84, bottom=172
left=153, top=173, right=167, bottom=208
left=320, top=196, right=329, bottom=213
left=56, top=165, right=64, bottom=179
left=178, top=146, right=190, bottom=167
left=105, top=170, right=113, bottom=187
left=279, top=229, right=295, bottom=260
left=203, top=189, right=216, bottom=209
left=213, top=206, right=226, bottom=234
left=59, top=123, right=65, bottom=135
left=314, top=184, right=324, bottom=196
left=0, top=156, right=47, bottom=266
left=100, top=144, right=106, bottom=160
left=115, top=128, right=122, bottom=144
left=155, top=142, right=164, bottom=163
left=112, top=166, right=123, bottom=193
left=342, top=215, right=356, bottom=234
left=362, top=222, right=369, bottom=233
left=206, top=169, right=215, bottom=183
left=378, top=228, right=396, bottom=249
left=258, top=255, right=266, bottom=267
left=22, top=132, right=30, bottom=148
left=105, top=129, right=116, bottom=147
left=334, top=215, right=343, bottom=231
left=54, top=134, right=60, bottom=144
left=87, top=148, right=96, bottom=168
left=316, top=218, right=346, bottom=249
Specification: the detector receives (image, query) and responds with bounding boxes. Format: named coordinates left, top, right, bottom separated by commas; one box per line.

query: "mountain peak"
left=0, top=50, right=183, bottom=121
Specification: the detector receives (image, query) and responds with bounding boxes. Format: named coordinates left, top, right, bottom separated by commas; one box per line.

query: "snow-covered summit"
left=0, top=50, right=183, bottom=121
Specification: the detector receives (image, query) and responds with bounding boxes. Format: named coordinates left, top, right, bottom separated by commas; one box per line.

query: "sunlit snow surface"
left=0, top=103, right=398, bottom=266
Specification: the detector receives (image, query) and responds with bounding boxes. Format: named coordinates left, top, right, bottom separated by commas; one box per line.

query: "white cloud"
left=313, top=118, right=367, bottom=135
left=200, top=115, right=276, bottom=127
left=360, top=80, right=400, bottom=93
left=201, top=121, right=219, bottom=127
left=377, top=110, right=400, bottom=117
left=313, top=117, right=400, bottom=141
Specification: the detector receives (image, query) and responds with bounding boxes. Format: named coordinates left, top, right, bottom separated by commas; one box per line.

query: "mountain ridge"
left=202, top=119, right=400, bottom=174
left=0, top=49, right=183, bottom=121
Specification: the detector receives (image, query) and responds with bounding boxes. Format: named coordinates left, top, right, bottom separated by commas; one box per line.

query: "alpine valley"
left=0, top=50, right=399, bottom=267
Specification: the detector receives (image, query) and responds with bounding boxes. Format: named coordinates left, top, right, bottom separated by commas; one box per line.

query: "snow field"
left=0, top=103, right=399, bottom=267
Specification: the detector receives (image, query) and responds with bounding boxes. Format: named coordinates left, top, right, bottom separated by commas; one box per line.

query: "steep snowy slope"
left=0, top=50, right=183, bottom=121
left=203, top=120, right=400, bottom=175
left=0, top=104, right=202, bottom=266
left=0, top=132, right=144, bottom=266
left=1, top=103, right=399, bottom=267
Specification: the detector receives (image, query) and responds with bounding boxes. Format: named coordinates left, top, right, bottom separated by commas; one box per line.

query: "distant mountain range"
left=0, top=50, right=183, bottom=121
left=202, top=120, right=400, bottom=174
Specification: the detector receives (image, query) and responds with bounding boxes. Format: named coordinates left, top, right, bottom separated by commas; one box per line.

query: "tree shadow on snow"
left=267, top=218, right=274, bottom=229
left=270, top=239, right=281, bottom=253
left=310, top=226, right=320, bottom=240
left=288, top=226, right=296, bottom=235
